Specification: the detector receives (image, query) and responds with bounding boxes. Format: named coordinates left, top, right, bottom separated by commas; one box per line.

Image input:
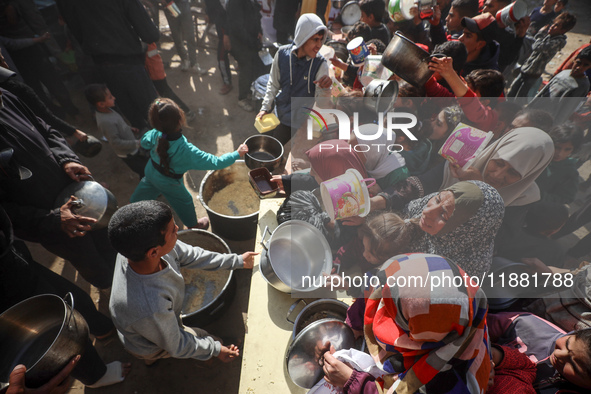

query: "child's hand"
left=314, top=75, right=332, bottom=89
left=256, top=110, right=267, bottom=120
left=237, top=143, right=248, bottom=158
left=428, top=56, right=455, bottom=80
left=330, top=57, right=348, bottom=71
left=241, top=251, right=258, bottom=269
left=368, top=43, right=377, bottom=55
left=429, top=5, right=441, bottom=26
left=514, top=16, right=530, bottom=38
left=217, top=344, right=239, bottom=362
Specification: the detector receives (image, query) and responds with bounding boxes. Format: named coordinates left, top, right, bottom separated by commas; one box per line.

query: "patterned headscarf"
left=364, top=253, right=491, bottom=394
left=405, top=181, right=504, bottom=277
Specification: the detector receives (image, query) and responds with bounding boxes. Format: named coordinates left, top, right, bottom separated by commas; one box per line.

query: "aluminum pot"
left=364, top=79, right=399, bottom=113
left=381, top=31, right=434, bottom=87
left=259, top=220, right=332, bottom=293
left=54, top=180, right=118, bottom=230
left=178, top=230, right=236, bottom=326
left=285, top=318, right=355, bottom=388
left=199, top=160, right=259, bottom=241
left=332, top=0, right=346, bottom=9
left=0, top=293, right=89, bottom=388
left=244, top=135, right=284, bottom=172
left=286, top=299, right=350, bottom=341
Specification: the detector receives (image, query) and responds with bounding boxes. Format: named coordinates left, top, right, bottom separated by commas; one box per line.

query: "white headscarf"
left=357, top=124, right=406, bottom=180
left=440, top=127, right=554, bottom=207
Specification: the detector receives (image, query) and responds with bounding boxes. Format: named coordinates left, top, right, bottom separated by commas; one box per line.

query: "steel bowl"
left=244, top=135, right=284, bottom=172
left=285, top=318, right=355, bottom=388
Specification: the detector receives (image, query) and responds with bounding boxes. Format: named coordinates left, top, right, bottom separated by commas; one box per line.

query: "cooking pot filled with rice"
left=178, top=229, right=235, bottom=326
left=199, top=160, right=260, bottom=241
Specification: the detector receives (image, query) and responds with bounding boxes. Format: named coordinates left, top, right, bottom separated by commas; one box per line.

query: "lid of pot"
left=341, top=1, right=361, bottom=26
left=54, top=181, right=117, bottom=229
left=285, top=318, right=355, bottom=388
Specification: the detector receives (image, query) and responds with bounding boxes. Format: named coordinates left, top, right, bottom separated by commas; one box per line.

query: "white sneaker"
left=181, top=60, right=190, bottom=71
left=190, top=63, right=207, bottom=75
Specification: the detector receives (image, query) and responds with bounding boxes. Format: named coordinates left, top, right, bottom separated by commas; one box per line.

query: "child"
left=528, top=0, right=558, bottom=36
left=84, top=84, right=148, bottom=178
left=130, top=98, right=248, bottom=229
left=529, top=46, right=591, bottom=125
left=508, top=12, right=576, bottom=98
left=488, top=312, right=591, bottom=393
left=359, top=0, right=390, bottom=47
left=535, top=123, right=584, bottom=204
left=257, top=13, right=331, bottom=145
left=144, top=42, right=196, bottom=122
left=107, top=201, right=257, bottom=365
left=427, top=56, right=505, bottom=132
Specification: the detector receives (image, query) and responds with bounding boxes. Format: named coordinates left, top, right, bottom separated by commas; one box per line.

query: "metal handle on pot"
left=286, top=299, right=307, bottom=324
left=260, top=226, right=272, bottom=251
left=63, top=292, right=75, bottom=329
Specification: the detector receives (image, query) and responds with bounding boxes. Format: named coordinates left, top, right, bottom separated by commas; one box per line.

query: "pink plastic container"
left=320, top=169, right=376, bottom=220
left=439, top=123, right=493, bottom=169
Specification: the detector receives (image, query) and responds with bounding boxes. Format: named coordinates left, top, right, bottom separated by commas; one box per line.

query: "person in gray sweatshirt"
left=107, top=200, right=256, bottom=365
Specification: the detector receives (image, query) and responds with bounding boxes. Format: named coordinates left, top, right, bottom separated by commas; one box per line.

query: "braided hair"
left=148, top=98, right=185, bottom=174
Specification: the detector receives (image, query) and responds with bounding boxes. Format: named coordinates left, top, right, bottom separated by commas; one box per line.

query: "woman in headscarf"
left=336, top=181, right=504, bottom=283
left=322, top=253, right=491, bottom=394
left=373, top=127, right=555, bottom=210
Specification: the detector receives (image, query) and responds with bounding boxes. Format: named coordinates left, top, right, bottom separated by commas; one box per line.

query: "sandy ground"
left=22, top=1, right=591, bottom=393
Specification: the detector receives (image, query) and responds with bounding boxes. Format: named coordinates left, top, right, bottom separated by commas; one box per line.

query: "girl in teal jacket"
left=131, top=98, right=247, bottom=228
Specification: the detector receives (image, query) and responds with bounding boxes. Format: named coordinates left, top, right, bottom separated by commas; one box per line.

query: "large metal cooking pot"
left=54, top=180, right=118, bottom=230
left=244, top=134, right=284, bottom=172
left=287, top=299, right=350, bottom=341
left=259, top=220, right=332, bottom=293
left=0, top=293, right=89, bottom=388
left=199, top=160, right=259, bottom=241
left=285, top=318, right=355, bottom=388
left=364, top=79, right=399, bottom=113
left=178, top=229, right=236, bottom=326
left=381, top=31, right=434, bottom=87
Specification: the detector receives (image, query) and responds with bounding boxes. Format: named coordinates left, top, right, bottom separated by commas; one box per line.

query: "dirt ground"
left=22, top=1, right=591, bottom=393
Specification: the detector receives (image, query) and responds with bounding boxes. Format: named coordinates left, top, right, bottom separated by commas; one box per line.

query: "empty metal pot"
left=364, top=79, right=399, bottom=113
left=259, top=220, right=332, bottom=293
left=381, top=31, right=434, bottom=87
left=54, top=180, right=118, bottom=230
left=0, top=293, right=89, bottom=388
left=287, top=299, right=350, bottom=341
left=285, top=318, right=355, bottom=388
left=244, top=135, right=284, bottom=172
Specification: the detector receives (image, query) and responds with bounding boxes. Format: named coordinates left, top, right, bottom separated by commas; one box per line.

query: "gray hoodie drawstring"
left=307, top=58, right=313, bottom=94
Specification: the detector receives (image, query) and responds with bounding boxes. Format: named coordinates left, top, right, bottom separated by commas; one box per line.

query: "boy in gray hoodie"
left=108, top=201, right=256, bottom=364
left=257, top=13, right=332, bottom=145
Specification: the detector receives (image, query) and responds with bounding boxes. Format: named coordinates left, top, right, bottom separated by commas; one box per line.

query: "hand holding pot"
left=237, top=144, right=248, bottom=158
left=323, top=349, right=354, bottom=388
left=60, top=195, right=97, bottom=237
left=217, top=344, right=240, bottom=362
left=7, top=355, right=80, bottom=394
left=63, top=162, right=92, bottom=182
left=241, top=251, right=258, bottom=269
left=314, top=75, right=332, bottom=89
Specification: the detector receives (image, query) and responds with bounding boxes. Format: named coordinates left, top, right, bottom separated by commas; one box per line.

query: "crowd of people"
left=0, top=0, right=591, bottom=393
